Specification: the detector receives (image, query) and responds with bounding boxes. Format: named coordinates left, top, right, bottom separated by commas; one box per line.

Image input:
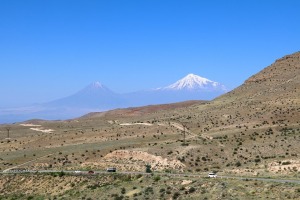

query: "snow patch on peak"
left=163, top=73, right=224, bottom=91
left=78, top=81, right=115, bottom=95
left=90, top=81, right=104, bottom=89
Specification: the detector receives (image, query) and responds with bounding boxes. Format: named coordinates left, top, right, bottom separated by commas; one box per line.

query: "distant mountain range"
left=0, top=74, right=228, bottom=123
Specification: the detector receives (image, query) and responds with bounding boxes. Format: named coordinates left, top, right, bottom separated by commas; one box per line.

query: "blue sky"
left=1, top=0, right=299, bottom=107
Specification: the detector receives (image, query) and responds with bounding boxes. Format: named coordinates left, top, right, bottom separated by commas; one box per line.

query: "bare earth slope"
left=224, top=51, right=300, bottom=101
left=1, top=52, right=300, bottom=199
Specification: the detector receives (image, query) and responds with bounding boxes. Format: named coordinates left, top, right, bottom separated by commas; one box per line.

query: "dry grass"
left=1, top=173, right=300, bottom=200
left=0, top=51, right=300, bottom=198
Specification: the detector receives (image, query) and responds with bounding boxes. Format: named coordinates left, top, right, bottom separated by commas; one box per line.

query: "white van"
left=208, top=173, right=217, bottom=178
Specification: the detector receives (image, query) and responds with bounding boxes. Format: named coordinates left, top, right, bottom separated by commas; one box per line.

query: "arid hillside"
left=0, top=52, right=300, bottom=199
left=223, top=51, right=300, bottom=101
left=1, top=173, right=299, bottom=200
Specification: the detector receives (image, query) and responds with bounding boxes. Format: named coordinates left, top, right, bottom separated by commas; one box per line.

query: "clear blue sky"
left=1, top=0, right=299, bottom=107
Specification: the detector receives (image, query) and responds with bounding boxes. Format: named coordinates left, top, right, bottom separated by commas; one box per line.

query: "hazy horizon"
left=1, top=0, right=300, bottom=108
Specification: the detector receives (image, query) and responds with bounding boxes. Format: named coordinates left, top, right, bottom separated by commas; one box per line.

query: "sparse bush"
left=173, top=192, right=180, bottom=199
left=58, top=171, right=65, bottom=177
left=153, top=175, right=160, bottom=182
left=189, top=187, right=196, bottom=193
left=121, top=187, right=126, bottom=194
left=235, top=161, right=242, bottom=167
left=159, top=188, right=165, bottom=193
left=282, top=161, right=291, bottom=165
left=254, top=158, right=261, bottom=163
left=113, top=195, right=124, bottom=200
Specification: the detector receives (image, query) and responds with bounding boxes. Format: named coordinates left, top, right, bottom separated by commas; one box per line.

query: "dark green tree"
left=145, top=164, right=152, bottom=173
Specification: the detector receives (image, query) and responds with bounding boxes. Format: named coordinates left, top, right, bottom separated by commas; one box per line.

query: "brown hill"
left=0, top=51, right=299, bottom=191
left=222, top=51, right=300, bottom=101
left=81, top=100, right=206, bottom=119
left=177, top=51, right=300, bottom=138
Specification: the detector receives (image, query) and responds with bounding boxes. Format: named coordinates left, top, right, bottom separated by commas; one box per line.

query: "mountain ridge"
left=217, top=51, right=300, bottom=102
left=0, top=73, right=226, bottom=123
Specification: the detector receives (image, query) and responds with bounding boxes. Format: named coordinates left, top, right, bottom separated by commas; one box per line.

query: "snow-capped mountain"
left=46, top=81, right=125, bottom=108
left=126, top=74, right=228, bottom=107
left=0, top=75, right=228, bottom=123
left=77, top=81, right=114, bottom=95
left=0, top=82, right=127, bottom=123
left=160, top=74, right=227, bottom=91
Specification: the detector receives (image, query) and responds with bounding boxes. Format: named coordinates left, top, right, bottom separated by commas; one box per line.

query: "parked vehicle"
left=106, top=167, right=116, bottom=172
left=208, top=173, right=217, bottom=178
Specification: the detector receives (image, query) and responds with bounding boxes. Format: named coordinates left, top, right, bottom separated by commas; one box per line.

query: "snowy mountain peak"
left=84, top=81, right=113, bottom=91
left=90, top=81, right=105, bottom=89
left=78, top=81, right=114, bottom=95
left=163, top=73, right=226, bottom=91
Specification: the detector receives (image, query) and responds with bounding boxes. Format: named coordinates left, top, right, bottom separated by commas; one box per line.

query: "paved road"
left=2, top=154, right=53, bottom=173
left=1, top=169, right=299, bottom=184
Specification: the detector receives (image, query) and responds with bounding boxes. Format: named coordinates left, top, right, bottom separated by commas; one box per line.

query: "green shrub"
left=153, top=175, right=161, bottom=182
left=235, top=161, right=242, bottom=167
left=282, top=161, right=291, bottom=165
left=58, top=171, right=65, bottom=177
left=173, top=192, right=180, bottom=199
left=121, top=187, right=126, bottom=194
left=254, top=158, right=261, bottom=163
left=189, top=187, right=196, bottom=193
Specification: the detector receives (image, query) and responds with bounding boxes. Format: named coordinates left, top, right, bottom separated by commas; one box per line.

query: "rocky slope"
left=0, top=51, right=300, bottom=199
left=222, top=51, right=300, bottom=101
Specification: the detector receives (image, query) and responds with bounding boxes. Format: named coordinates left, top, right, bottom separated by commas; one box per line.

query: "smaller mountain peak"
left=90, top=81, right=104, bottom=88
left=78, top=81, right=114, bottom=94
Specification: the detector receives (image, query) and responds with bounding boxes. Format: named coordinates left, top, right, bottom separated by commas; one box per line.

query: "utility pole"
left=182, top=122, right=188, bottom=146
left=183, top=125, right=186, bottom=145
left=6, top=127, right=11, bottom=139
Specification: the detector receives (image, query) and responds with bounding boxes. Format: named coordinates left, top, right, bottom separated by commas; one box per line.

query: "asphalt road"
left=1, top=169, right=300, bottom=185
